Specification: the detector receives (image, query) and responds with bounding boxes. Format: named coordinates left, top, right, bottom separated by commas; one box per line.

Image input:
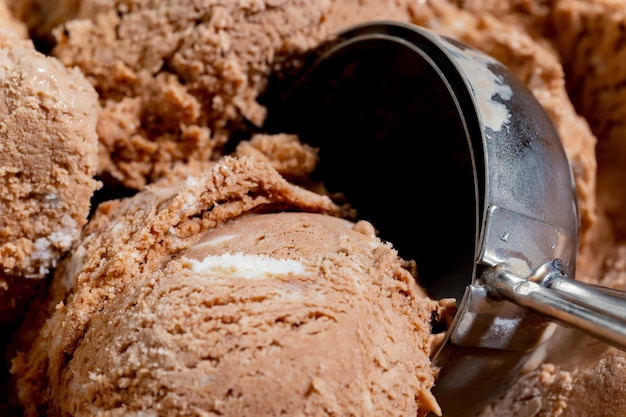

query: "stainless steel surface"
left=483, top=262, right=626, bottom=350
left=262, top=20, right=626, bottom=417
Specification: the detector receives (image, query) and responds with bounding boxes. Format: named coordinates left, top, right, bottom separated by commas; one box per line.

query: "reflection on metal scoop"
left=262, top=21, right=626, bottom=416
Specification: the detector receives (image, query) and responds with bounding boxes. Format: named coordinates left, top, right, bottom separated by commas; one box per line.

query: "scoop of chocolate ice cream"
left=10, top=156, right=451, bottom=416
left=0, top=28, right=100, bottom=323
left=54, top=212, right=446, bottom=416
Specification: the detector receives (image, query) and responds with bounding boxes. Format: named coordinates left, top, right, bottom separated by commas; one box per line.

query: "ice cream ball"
left=57, top=212, right=445, bottom=416
left=10, top=156, right=451, bottom=417
left=0, top=29, right=100, bottom=323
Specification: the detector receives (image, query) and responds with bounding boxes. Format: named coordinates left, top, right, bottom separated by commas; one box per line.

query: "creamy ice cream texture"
left=16, top=0, right=333, bottom=190
left=0, top=20, right=100, bottom=323
left=3, top=0, right=626, bottom=416
left=10, top=156, right=451, bottom=417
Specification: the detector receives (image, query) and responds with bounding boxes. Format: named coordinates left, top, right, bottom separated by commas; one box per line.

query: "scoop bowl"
left=262, top=21, right=626, bottom=416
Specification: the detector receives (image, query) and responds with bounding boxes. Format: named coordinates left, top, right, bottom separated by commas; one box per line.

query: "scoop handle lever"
left=483, top=261, right=626, bottom=351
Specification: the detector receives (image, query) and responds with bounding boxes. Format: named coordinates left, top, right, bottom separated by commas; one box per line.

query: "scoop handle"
left=483, top=261, right=626, bottom=351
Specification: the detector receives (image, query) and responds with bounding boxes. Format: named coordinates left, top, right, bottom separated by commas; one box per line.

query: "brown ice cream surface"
left=0, top=22, right=100, bottom=324
left=10, top=156, right=451, bottom=417
left=3, top=0, right=626, bottom=416
left=28, top=0, right=333, bottom=190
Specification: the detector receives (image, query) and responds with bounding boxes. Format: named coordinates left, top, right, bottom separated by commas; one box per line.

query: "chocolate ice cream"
left=0, top=22, right=100, bottom=324
left=10, top=156, right=452, bottom=417
left=4, top=0, right=626, bottom=416
left=24, top=0, right=332, bottom=190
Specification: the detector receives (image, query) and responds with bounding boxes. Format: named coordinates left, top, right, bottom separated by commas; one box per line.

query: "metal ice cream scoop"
left=261, top=21, right=626, bottom=416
